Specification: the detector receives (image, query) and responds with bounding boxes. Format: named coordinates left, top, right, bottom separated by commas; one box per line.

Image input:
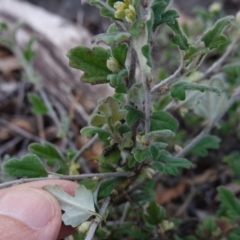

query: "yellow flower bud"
left=114, top=2, right=127, bottom=11
left=125, top=5, right=136, bottom=23
left=162, top=220, right=174, bottom=232
left=114, top=10, right=126, bottom=20
left=77, top=221, right=91, bottom=234
left=209, top=2, right=221, bottom=13
left=107, top=57, right=121, bottom=73
left=69, top=162, right=80, bottom=175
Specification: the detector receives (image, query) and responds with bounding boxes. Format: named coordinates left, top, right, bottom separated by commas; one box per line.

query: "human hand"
left=0, top=179, right=77, bottom=240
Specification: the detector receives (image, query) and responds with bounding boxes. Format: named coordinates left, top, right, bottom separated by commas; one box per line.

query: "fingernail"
left=0, top=188, right=54, bottom=228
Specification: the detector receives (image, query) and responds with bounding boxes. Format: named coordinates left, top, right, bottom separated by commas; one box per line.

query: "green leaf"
left=152, top=162, right=165, bottom=172
left=189, top=135, right=220, bottom=157
left=160, top=9, right=179, bottom=25
left=28, top=93, right=48, bottom=114
left=201, top=16, right=234, bottom=49
left=227, top=228, right=240, bottom=240
left=0, top=22, right=8, bottom=30
left=150, top=111, right=179, bottom=133
left=171, top=81, right=220, bottom=101
left=167, top=20, right=189, bottom=50
left=132, top=148, right=151, bottom=162
left=128, top=83, right=145, bottom=105
left=224, top=152, right=240, bottom=180
left=96, top=228, right=109, bottom=239
left=144, top=201, right=165, bottom=225
left=129, top=19, right=145, bottom=36
left=23, top=36, right=36, bottom=62
left=151, top=1, right=168, bottom=30
left=100, top=145, right=121, bottom=164
left=194, top=78, right=228, bottom=123
left=29, top=142, right=67, bottom=174
left=98, top=178, right=122, bottom=199
left=3, top=154, right=47, bottom=178
left=124, top=105, right=144, bottom=126
left=141, top=44, right=152, bottom=68
left=107, top=23, right=119, bottom=34
left=91, top=97, right=127, bottom=127
left=111, top=44, right=128, bottom=67
left=93, top=32, right=131, bottom=46
left=44, top=185, right=98, bottom=227
left=67, top=46, right=111, bottom=84
left=80, top=126, right=110, bottom=140
left=152, top=151, right=192, bottom=175
left=142, top=130, right=175, bottom=143
left=149, top=144, right=160, bottom=160
left=217, top=186, right=240, bottom=220
left=108, top=69, right=128, bottom=88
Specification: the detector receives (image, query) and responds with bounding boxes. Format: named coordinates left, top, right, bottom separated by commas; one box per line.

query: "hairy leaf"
left=171, top=81, right=220, bottom=101
left=132, top=148, right=151, bottom=162
left=142, top=130, right=175, bottom=143
left=217, top=186, right=240, bottom=220
left=91, top=97, right=127, bottom=127
left=194, top=78, right=228, bottom=124
left=152, top=151, right=192, bottom=175
left=3, top=154, right=47, bottom=178
left=167, top=20, right=189, bottom=50
left=44, top=185, right=98, bottom=227
left=141, top=44, right=152, bottom=68
left=28, top=93, right=48, bottom=115
left=144, top=201, right=165, bottom=225
left=124, top=105, right=144, bottom=126
left=111, top=44, right=128, bottom=67
left=29, top=142, right=64, bottom=164
left=201, top=16, right=234, bottom=49
left=129, top=19, right=145, bottom=36
left=128, top=83, right=145, bottom=105
left=189, top=135, right=220, bottom=157
left=67, top=46, right=111, bottom=84
left=93, top=32, right=131, bottom=45
left=150, top=111, right=179, bottom=132
left=80, top=126, right=111, bottom=140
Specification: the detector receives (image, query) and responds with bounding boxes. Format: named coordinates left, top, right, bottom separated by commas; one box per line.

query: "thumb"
left=0, top=187, right=62, bottom=240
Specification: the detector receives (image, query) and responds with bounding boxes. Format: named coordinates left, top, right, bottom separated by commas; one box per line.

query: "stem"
left=197, top=32, right=240, bottom=82
left=176, top=86, right=240, bottom=158
left=72, top=134, right=98, bottom=163
left=151, top=50, right=184, bottom=93
left=84, top=197, right=110, bottom=240
left=0, top=172, right=135, bottom=190
left=127, top=46, right=137, bottom=89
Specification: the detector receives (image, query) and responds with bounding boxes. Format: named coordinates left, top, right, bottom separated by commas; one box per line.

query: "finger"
left=0, top=180, right=78, bottom=239
left=0, top=187, right=61, bottom=240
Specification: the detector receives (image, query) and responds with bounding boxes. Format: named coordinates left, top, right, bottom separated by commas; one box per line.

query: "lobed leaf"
left=201, top=16, right=234, bottom=49
left=150, top=111, right=179, bottom=133
left=67, top=46, right=111, bottom=84
left=44, top=185, right=98, bottom=227
left=171, top=81, right=220, bottom=101
left=189, top=135, right=220, bottom=157
left=3, top=154, right=47, bottom=178
left=28, top=93, right=48, bottom=115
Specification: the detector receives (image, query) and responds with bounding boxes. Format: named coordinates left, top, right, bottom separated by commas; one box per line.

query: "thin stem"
left=72, top=126, right=107, bottom=163
left=176, top=86, right=240, bottom=158
left=84, top=197, right=110, bottom=240
left=0, top=172, right=135, bottom=189
left=144, top=79, right=151, bottom=133
left=151, top=50, right=184, bottom=93
left=127, top=46, right=137, bottom=89
left=197, top=32, right=240, bottom=82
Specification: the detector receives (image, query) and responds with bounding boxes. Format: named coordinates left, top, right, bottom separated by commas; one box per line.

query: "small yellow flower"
left=114, top=0, right=136, bottom=22
left=125, top=5, right=136, bottom=23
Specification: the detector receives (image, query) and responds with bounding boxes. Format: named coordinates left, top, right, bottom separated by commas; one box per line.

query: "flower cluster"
left=114, top=0, right=136, bottom=23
